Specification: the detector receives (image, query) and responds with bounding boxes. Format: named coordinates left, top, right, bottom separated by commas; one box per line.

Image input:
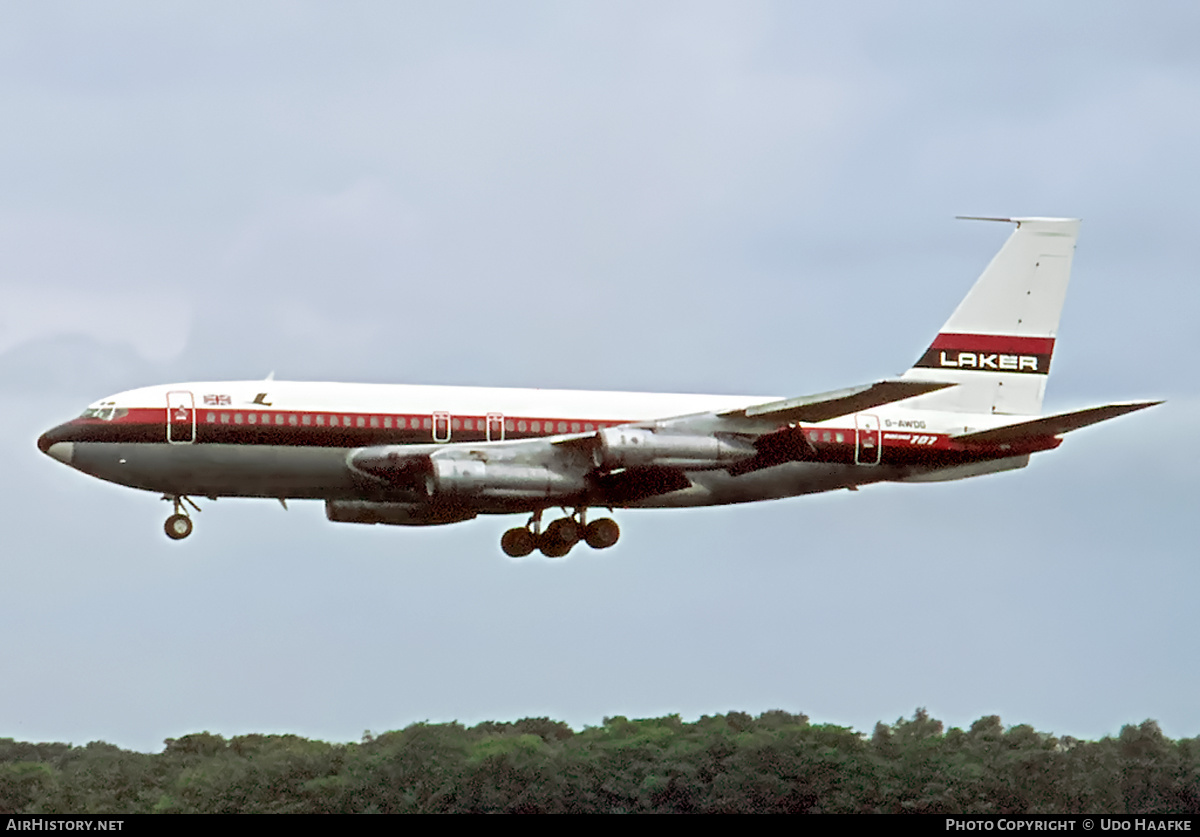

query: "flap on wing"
left=724, top=380, right=955, bottom=424
left=953, top=401, right=1163, bottom=444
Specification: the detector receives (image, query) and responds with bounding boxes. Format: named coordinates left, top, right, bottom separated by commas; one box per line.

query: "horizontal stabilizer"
left=953, top=401, right=1163, bottom=444
left=726, top=380, right=955, bottom=424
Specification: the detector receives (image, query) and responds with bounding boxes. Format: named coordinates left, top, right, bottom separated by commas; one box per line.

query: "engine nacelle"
left=325, top=500, right=476, bottom=527
left=428, top=459, right=587, bottom=502
left=595, top=427, right=756, bottom=470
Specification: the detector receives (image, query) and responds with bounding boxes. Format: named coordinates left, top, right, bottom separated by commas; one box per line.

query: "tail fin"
left=900, top=217, right=1080, bottom=415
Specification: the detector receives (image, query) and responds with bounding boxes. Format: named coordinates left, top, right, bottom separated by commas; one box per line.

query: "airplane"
left=37, top=217, right=1159, bottom=557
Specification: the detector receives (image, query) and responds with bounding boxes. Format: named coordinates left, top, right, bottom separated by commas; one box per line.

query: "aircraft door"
left=486, top=413, right=504, bottom=442
left=166, top=391, right=195, bottom=444
left=432, top=412, right=451, bottom=443
left=855, top=414, right=881, bottom=466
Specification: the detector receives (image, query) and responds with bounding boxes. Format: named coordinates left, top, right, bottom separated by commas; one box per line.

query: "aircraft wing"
left=351, top=379, right=958, bottom=501
left=720, top=379, right=955, bottom=424
left=952, top=401, right=1163, bottom=445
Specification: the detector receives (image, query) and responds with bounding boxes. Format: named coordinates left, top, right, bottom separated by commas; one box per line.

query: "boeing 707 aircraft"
left=37, top=217, right=1159, bottom=557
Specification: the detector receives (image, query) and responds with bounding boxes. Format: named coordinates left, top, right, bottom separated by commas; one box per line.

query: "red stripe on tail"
left=929, top=333, right=1055, bottom=354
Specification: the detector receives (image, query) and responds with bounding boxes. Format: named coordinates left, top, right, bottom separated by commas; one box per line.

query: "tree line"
left=2, top=710, right=1198, bottom=813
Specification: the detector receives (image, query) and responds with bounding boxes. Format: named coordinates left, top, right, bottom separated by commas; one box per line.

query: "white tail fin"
left=900, top=217, right=1080, bottom=415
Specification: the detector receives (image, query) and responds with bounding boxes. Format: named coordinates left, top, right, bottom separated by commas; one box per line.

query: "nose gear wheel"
left=161, top=494, right=200, bottom=540
left=165, top=514, right=193, bottom=540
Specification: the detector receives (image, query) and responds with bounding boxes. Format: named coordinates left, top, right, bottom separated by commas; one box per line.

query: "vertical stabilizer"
left=901, top=217, right=1080, bottom=415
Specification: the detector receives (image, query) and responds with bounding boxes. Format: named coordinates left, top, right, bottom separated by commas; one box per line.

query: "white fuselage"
left=39, top=379, right=1033, bottom=514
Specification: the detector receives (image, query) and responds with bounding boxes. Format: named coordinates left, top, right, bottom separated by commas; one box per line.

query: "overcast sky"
left=3, top=1, right=1198, bottom=753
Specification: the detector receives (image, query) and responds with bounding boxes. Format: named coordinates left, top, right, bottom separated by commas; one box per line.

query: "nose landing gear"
left=500, top=508, right=620, bottom=558
left=162, top=495, right=200, bottom=541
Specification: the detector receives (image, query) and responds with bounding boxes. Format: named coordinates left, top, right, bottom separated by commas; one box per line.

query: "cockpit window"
left=79, top=406, right=128, bottom=421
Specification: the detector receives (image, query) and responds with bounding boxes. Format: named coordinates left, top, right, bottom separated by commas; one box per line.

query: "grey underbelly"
left=72, top=443, right=361, bottom=499
left=70, top=443, right=909, bottom=507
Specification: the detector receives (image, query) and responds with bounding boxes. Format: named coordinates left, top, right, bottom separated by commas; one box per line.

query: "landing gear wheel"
left=165, top=514, right=193, bottom=540
left=501, top=527, right=536, bottom=557
left=585, top=518, right=620, bottom=549
left=545, top=517, right=581, bottom=548
left=538, top=533, right=572, bottom=558
left=537, top=518, right=580, bottom=558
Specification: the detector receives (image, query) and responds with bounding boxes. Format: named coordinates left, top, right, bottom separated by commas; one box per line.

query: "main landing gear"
left=501, top=508, right=620, bottom=558
left=163, top=495, right=200, bottom=541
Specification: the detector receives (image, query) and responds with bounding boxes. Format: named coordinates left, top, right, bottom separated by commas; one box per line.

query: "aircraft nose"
left=45, top=441, right=75, bottom=465
left=38, top=426, right=75, bottom=465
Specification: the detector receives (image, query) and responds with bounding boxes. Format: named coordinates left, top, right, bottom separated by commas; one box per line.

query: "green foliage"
left=0, top=762, right=57, bottom=814
left=1, top=712, right=1197, bottom=813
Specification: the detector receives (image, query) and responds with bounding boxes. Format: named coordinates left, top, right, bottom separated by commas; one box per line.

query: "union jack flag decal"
left=203, top=394, right=231, bottom=406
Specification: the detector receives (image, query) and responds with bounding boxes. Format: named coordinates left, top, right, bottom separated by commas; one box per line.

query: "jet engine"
left=594, top=427, right=756, bottom=470
left=427, top=459, right=587, bottom=502
left=349, top=445, right=589, bottom=505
